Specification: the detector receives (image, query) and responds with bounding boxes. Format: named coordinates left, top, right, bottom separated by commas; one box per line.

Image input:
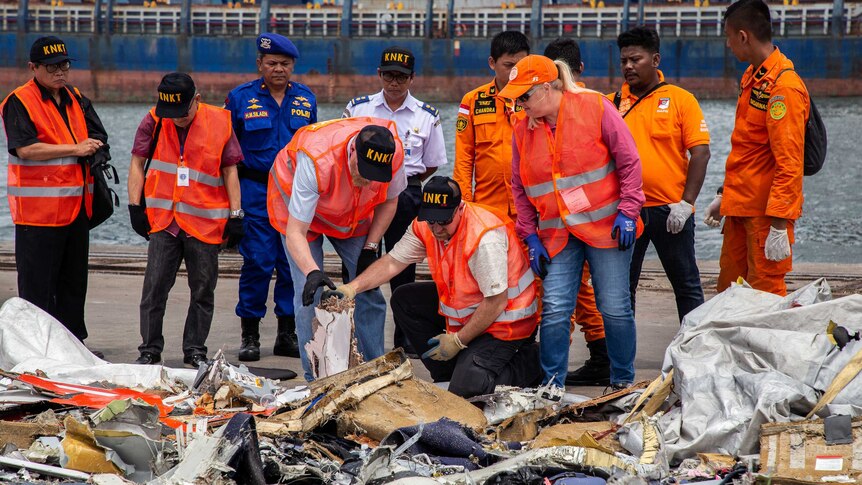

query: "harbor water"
left=1, top=98, right=860, bottom=263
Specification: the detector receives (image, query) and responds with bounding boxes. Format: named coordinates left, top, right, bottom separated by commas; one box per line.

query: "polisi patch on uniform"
left=302, top=101, right=312, bottom=108
left=291, top=108, right=311, bottom=118
left=456, top=117, right=468, bottom=132
left=769, top=101, right=787, bottom=120
left=421, top=103, right=439, bottom=117
left=657, top=98, right=670, bottom=110
left=244, top=110, right=269, bottom=120
left=365, top=148, right=394, bottom=165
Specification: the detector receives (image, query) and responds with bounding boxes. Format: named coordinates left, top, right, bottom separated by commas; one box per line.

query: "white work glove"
left=703, top=195, right=723, bottom=228
left=764, top=226, right=791, bottom=262
left=666, top=200, right=694, bottom=234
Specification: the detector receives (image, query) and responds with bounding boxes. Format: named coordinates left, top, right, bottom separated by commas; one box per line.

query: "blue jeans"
left=629, top=205, right=704, bottom=322
left=283, top=234, right=387, bottom=381
left=540, top=234, right=636, bottom=387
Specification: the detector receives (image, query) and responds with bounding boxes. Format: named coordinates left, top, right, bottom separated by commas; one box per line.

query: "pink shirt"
left=511, top=96, right=644, bottom=240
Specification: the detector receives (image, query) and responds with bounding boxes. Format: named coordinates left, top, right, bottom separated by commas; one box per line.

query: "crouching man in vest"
left=323, top=176, right=541, bottom=398
left=268, top=118, right=407, bottom=381
left=127, top=73, right=245, bottom=368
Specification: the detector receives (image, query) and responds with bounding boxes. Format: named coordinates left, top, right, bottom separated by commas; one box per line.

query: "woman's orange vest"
left=413, top=202, right=538, bottom=341
left=267, top=117, right=404, bottom=239
left=514, top=90, right=643, bottom=257
left=144, top=104, right=231, bottom=244
left=2, top=80, right=92, bottom=226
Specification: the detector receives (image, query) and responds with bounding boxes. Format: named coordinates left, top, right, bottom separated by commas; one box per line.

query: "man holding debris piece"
left=267, top=118, right=407, bottom=381
left=324, top=176, right=541, bottom=398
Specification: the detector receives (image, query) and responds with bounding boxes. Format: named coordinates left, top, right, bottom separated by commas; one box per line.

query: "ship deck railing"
left=1, top=2, right=860, bottom=37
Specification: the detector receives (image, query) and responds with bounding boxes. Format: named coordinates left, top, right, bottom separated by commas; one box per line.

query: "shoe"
left=537, top=383, right=565, bottom=403
left=134, top=352, right=161, bottom=365
left=238, top=317, right=261, bottom=362
left=183, top=354, right=208, bottom=368
left=273, top=315, right=300, bottom=358
left=604, top=382, right=633, bottom=394
left=565, top=338, right=611, bottom=386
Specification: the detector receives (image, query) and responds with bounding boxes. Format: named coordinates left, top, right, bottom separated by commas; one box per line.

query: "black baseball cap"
left=155, top=72, right=196, bottom=118
left=379, top=47, right=415, bottom=74
left=418, top=176, right=462, bottom=223
left=355, top=125, right=396, bottom=183
left=30, top=36, right=73, bottom=64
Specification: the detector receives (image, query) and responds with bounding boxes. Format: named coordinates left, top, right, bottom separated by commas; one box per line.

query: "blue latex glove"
left=611, top=212, right=636, bottom=251
left=524, top=234, right=550, bottom=279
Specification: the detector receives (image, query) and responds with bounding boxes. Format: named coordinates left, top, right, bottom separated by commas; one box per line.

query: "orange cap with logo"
left=497, top=55, right=559, bottom=100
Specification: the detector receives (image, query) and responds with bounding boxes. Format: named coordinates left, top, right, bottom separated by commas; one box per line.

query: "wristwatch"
left=229, top=209, right=245, bottom=219
left=363, top=242, right=379, bottom=251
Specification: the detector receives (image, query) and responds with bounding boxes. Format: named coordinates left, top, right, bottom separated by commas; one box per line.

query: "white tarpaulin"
left=0, top=297, right=197, bottom=388
left=658, top=279, right=862, bottom=463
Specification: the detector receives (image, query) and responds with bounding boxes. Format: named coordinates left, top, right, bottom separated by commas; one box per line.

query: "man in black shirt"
left=0, top=36, right=110, bottom=350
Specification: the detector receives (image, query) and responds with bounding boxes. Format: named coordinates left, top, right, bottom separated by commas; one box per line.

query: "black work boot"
left=238, top=317, right=261, bottom=362
left=565, top=338, right=611, bottom=386
left=273, top=315, right=300, bottom=358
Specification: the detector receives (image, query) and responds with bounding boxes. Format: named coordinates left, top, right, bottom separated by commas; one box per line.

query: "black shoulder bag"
left=138, top=118, right=164, bottom=209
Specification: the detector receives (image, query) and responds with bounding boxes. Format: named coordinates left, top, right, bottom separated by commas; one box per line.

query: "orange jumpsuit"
left=719, top=47, right=808, bottom=296
left=454, top=79, right=604, bottom=342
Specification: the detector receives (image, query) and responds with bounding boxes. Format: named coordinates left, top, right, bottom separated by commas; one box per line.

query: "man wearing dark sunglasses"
left=342, top=46, right=447, bottom=357
left=322, top=176, right=541, bottom=398
left=1, top=36, right=110, bottom=356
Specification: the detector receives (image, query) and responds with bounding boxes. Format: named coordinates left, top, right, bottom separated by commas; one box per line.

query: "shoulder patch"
left=769, top=101, right=787, bottom=120
left=456, top=117, right=468, bottom=132
left=421, top=103, right=440, bottom=117
left=350, top=95, right=370, bottom=107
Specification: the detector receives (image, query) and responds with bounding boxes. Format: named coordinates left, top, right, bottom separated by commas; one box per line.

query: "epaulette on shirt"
left=350, top=95, right=370, bottom=107
left=421, top=102, right=440, bottom=117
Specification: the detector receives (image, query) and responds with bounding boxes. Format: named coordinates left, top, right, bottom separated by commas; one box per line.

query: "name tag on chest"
left=177, top=167, right=190, bottom=187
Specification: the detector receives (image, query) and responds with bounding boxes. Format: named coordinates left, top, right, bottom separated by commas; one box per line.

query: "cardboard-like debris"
left=760, top=417, right=862, bottom=483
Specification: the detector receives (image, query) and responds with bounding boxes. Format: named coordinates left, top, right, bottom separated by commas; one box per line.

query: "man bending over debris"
left=324, top=176, right=541, bottom=398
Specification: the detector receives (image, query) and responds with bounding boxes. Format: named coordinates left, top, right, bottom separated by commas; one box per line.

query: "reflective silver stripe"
left=563, top=200, right=619, bottom=226
left=7, top=186, right=83, bottom=197
left=538, top=217, right=565, bottom=231
left=494, top=300, right=538, bottom=322
left=87, top=183, right=94, bottom=193
left=146, top=197, right=174, bottom=210
left=556, top=161, right=615, bottom=191
left=447, top=319, right=464, bottom=328
left=507, top=268, right=535, bottom=299
left=439, top=301, right=478, bottom=319
left=523, top=161, right=615, bottom=198
left=315, top=215, right=354, bottom=234
left=9, top=155, right=80, bottom=167
left=176, top=202, right=229, bottom=220
left=149, top=160, right=224, bottom=187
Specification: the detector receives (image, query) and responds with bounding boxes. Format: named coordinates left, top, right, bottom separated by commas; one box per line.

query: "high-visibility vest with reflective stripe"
left=1, top=80, right=92, bottom=226
left=514, top=90, right=643, bottom=256
left=413, top=202, right=539, bottom=341
left=267, top=117, right=404, bottom=239
left=144, top=104, right=231, bottom=244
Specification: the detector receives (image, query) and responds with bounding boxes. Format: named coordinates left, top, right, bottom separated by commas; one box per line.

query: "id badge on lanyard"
left=177, top=154, right=190, bottom=187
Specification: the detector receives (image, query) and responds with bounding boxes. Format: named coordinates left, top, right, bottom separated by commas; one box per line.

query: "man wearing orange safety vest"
left=324, top=177, right=541, bottom=398
left=610, top=27, right=710, bottom=321
left=268, top=118, right=407, bottom=381
left=1, top=36, right=111, bottom=350
left=127, top=73, right=244, bottom=368
left=704, top=0, right=809, bottom=296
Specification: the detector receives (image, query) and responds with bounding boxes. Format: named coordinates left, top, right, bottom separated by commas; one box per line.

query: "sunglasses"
left=39, top=60, right=71, bottom=73
left=517, top=86, right=541, bottom=103
left=381, top=71, right=411, bottom=84
left=427, top=215, right=456, bottom=226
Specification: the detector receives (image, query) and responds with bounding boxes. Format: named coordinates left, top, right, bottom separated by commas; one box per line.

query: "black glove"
left=356, top=248, right=379, bottom=276
left=302, top=270, right=336, bottom=306
left=223, top=218, right=245, bottom=249
left=128, top=204, right=151, bottom=241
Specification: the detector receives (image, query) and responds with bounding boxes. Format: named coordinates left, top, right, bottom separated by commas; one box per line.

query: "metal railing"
left=1, top=2, right=859, bottom=37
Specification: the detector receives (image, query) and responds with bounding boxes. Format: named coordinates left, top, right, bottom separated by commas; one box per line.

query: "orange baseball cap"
left=497, top=55, right=559, bottom=100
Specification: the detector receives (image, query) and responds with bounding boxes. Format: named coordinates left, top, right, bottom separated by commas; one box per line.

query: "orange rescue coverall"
left=454, top=79, right=604, bottom=342
left=719, top=47, right=809, bottom=296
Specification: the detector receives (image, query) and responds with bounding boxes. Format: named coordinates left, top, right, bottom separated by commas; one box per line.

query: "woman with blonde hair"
left=501, top=55, right=645, bottom=398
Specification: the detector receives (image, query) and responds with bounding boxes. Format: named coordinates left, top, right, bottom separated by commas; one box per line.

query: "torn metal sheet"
left=60, top=415, right=126, bottom=475
left=659, top=279, right=862, bottom=464
left=90, top=399, right=171, bottom=482
left=337, top=379, right=488, bottom=441
left=306, top=298, right=363, bottom=379
left=469, top=386, right=589, bottom=426
left=0, top=454, right=91, bottom=480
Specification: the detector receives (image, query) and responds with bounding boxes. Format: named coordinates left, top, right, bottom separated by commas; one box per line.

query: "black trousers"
left=391, top=281, right=541, bottom=398
left=384, top=183, right=422, bottom=349
left=15, top=210, right=90, bottom=341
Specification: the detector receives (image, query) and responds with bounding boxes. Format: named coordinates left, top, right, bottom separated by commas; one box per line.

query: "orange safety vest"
left=144, top=104, right=232, bottom=244
left=2, top=80, right=92, bottom=226
left=267, top=117, right=404, bottom=239
left=413, top=202, right=538, bottom=341
left=514, top=90, right=643, bottom=256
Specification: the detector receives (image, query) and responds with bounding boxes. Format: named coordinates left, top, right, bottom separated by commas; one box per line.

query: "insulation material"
left=530, top=421, right=621, bottom=454
left=306, top=297, right=364, bottom=379
left=336, top=378, right=489, bottom=441
left=659, top=279, right=862, bottom=463
left=760, top=418, right=862, bottom=483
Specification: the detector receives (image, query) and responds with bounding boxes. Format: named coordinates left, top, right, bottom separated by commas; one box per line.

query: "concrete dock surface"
left=1, top=242, right=860, bottom=398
